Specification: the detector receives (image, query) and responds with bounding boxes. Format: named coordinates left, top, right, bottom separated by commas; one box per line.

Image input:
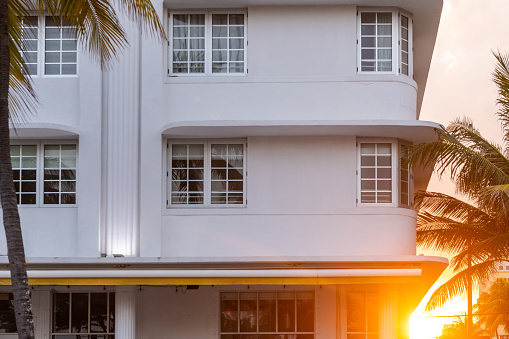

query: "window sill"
left=164, top=74, right=417, bottom=87
left=163, top=206, right=417, bottom=217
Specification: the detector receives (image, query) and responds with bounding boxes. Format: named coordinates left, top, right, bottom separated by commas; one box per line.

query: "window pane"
left=360, top=12, right=393, bottom=73
left=170, top=14, right=205, bottom=74
left=258, top=293, right=276, bottom=332
left=71, top=293, right=89, bottom=333
left=240, top=293, right=256, bottom=332
left=53, top=293, right=70, bottom=333
left=367, top=292, right=379, bottom=332
left=221, top=293, right=238, bottom=332
left=213, top=14, right=228, bottom=25
left=0, top=294, right=17, bottom=333
left=170, top=144, right=204, bottom=205
left=296, top=292, right=314, bottom=332
left=229, top=14, right=244, bottom=25
left=278, top=293, right=295, bottom=332
left=90, top=293, right=108, bottom=333
left=347, top=292, right=366, bottom=333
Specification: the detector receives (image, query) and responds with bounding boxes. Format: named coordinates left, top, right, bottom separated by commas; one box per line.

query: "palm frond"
left=407, top=125, right=509, bottom=202
left=114, top=0, right=166, bottom=41
left=492, top=51, right=509, bottom=153
left=8, top=0, right=38, bottom=121
left=42, top=0, right=129, bottom=68
left=425, top=261, right=495, bottom=311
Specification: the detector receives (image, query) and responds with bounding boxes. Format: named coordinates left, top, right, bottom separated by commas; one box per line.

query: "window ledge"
left=164, top=74, right=417, bottom=87
left=163, top=206, right=417, bottom=217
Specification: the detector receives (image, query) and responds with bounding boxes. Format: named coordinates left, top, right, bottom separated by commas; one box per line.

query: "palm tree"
left=438, top=315, right=490, bottom=339
left=407, top=52, right=509, bottom=339
left=476, top=278, right=509, bottom=338
left=0, top=1, right=165, bottom=337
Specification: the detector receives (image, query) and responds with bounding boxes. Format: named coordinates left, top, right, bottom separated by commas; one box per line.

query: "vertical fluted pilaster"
left=33, top=290, right=50, bottom=339
left=116, top=286, right=137, bottom=339
left=380, top=287, right=398, bottom=339
left=101, top=19, right=142, bottom=256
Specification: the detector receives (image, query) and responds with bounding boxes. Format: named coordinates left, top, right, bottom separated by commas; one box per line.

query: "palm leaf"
left=8, top=0, right=38, bottom=120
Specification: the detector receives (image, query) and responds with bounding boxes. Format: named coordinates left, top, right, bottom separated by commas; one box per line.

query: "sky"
left=409, top=0, right=509, bottom=338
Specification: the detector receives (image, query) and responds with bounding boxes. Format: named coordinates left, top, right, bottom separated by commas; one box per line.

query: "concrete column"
left=100, top=18, right=142, bottom=256
left=380, top=287, right=398, bottom=339
left=33, top=290, right=50, bottom=339
left=116, top=286, right=137, bottom=339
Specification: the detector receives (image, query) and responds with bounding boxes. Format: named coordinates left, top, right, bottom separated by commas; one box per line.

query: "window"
left=52, top=292, right=115, bottom=338
left=220, top=291, right=314, bottom=338
left=169, top=12, right=246, bottom=75
left=358, top=140, right=412, bottom=206
left=0, top=294, right=16, bottom=334
left=10, top=142, right=77, bottom=205
left=346, top=291, right=379, bottom=339
left=19, top=16, right=38, bottom=75
left=358, top=9, right=412, bottom=75
left=19, top=16, right=78, bottom=75
left=168, top=141, right=245, bottom=206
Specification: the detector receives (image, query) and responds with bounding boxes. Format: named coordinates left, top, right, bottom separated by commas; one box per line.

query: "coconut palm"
left=406, top=52, right=509, bottom=339
left=476, top=278, right=509, bottom=338
left=0, top=1, right=165, bottom=337
left=438, top=315, right=490, bottom=339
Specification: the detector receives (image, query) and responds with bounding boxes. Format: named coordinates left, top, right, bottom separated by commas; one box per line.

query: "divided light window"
left=358, top=9, right=412, bottom=76
left=346, top=291, right=379, bottom=339
left=168, top=141, right=245, bottom=206
left=52, top=292, right=115, bottom=338
left=169, top=12, right=246, bottom=75
left=220, top=291, right=314, bottom=338
left=18, top=15, right=78, bottom=76
left=10, top=142, right=77, bottom=206
left=358, top=140, right=412, bottom=207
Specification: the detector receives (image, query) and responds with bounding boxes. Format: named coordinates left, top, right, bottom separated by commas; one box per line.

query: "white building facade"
left=1, top=0, right=447, bottom=338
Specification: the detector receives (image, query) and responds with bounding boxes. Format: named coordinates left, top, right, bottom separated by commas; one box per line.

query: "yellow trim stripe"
left=0, top=276, right=419, bottom=286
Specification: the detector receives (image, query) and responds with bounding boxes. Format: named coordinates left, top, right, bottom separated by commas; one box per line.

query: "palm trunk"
left=0, top=1, right=34, bottom=338
left=467, top=253, right=473, bottom=339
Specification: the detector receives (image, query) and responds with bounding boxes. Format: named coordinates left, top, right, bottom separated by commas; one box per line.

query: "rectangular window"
left=168, top=141, right=245, bottom=207
left=346, top=291, right=379, bottom=339
left=359, top=12, right=393, bottom=72
left=169, top=12, right=246, bottom=76
left=19, top=16, right=78, bottom=76
left=359, top=143, right=393, bottom=204
left=10, top=142, right=77, bottom=206
left=358, top=140, right=412, bottom=206
left=52, top=292, right=115, bottom=338
left=400, top=15, right=409, bottom=76
left=399, top=143, right=412, bottom=207
left=11, top=144, right=38, bottom=205
left=44, top=144, right=77, bottom=204
left=358, top=9, right=412, bottom=75
left=0, top=294, right=16, bottom=334
left=19, top=16, right=39, bottom=75
left=220, top=291, right=314, bottom=338
left=44, top=17, right=78, bottom=75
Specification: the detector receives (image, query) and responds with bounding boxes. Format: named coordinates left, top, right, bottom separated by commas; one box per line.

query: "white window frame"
left=167, top=140, right=246, bottom=208
left=343, top=289, right=380, bottom=339
left=357, top=8, right=413, bottom=76
left=10, top=141, right=78, bottom=207
left=219, top=291, right=315, bottom=337
left=168, top=10, right=247, bottom=76
left=357, top=139, right=412, bottom=207
left=399, top=141, right=413, bottom=208
left=399, top=11, right=413, bottom=76
left=51, top=291, right=115, bottom=338
left=19, top=15, right=79, bottom=77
